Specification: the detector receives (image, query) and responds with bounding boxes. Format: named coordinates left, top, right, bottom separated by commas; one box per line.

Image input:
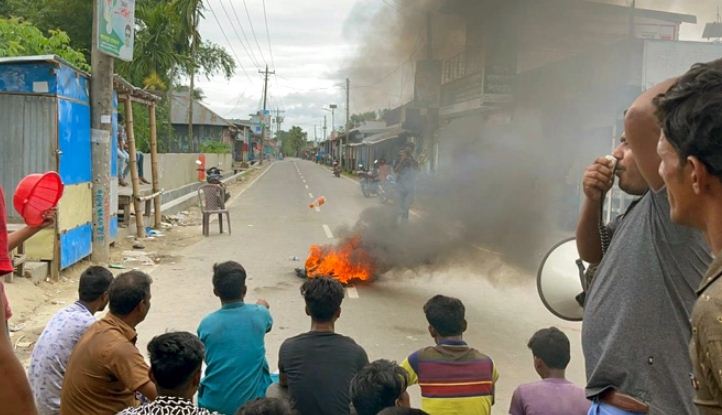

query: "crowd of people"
left=1, top=258, right=587, bottom=415
left=2, top=59, right=722, bottom=415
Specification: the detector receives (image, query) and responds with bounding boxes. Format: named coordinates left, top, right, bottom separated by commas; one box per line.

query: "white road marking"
left=346, top=286, right=359, bottom=299
left=322, top=224, right=334, bottom=239
left=305, top=184, right=309, bottom=189
left=314, top=207, right=321, bottom=213
left=308, top=193, right=314, bottom=199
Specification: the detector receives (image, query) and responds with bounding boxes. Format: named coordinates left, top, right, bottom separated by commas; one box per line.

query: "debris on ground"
left=289, top=256, right=300, bottom=261
left=132, top=241, right=146, bottom=250
left=122, top=250, right=158, bottom=267
left=162, top=211, right=198, bottom=227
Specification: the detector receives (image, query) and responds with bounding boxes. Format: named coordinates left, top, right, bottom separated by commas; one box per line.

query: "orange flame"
left=305, top=236, right=375, bottom=285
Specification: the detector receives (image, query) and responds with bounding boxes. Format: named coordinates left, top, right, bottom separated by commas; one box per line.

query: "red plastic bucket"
left=13, top=172, right=64, bottom=226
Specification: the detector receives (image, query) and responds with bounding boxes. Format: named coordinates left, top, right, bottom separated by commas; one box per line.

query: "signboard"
left=97, top=0, right=136, bottom=61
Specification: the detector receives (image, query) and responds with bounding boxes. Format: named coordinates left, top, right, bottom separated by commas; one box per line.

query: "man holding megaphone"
left=575, top=81, right=711, bottom=415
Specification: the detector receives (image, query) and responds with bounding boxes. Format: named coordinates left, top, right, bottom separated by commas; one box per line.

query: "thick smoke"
left=334, top=0, right=719, bottom=276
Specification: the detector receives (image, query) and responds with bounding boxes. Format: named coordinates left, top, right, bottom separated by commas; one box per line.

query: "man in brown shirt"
left=655, top=60, right=722, bottom=413
left=61, top=270, right=157, bottom=414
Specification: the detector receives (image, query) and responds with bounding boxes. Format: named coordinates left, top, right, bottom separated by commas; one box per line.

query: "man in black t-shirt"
left=273, top=277, right=368, bottom=415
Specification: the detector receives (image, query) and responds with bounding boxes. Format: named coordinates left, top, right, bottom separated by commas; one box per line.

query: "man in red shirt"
left=0, top=184, right=55, bottom=415
left=0, top=186, right=55, bottom=321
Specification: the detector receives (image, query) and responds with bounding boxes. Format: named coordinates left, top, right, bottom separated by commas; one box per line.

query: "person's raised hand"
left=38, top=208, right=57, bottom=229
left=582, top=156, right=616, bottom=203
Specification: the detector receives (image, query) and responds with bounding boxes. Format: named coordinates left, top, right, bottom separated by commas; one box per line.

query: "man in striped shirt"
left=401, top=295, right=498, bottom=415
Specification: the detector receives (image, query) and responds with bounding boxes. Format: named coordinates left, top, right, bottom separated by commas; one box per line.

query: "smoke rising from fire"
left=331, top=0, right=721, bottom=277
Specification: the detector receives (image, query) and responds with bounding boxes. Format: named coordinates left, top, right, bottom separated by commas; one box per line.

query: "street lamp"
left=324, top=104, right=339, bottom=162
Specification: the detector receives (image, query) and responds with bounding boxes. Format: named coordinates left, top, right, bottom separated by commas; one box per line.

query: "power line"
left=241, top=0, right=269, bottom=66
left=225, top=0, right=263, bottom=69
left=262, top=0, right=275, bottom=70
left=218, top=0, right=262, bottom=69
left=206, top=2, right=253, bottom=82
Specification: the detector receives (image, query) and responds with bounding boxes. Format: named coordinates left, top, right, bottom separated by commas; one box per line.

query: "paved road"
left=137, top=158, right=585, bottom=414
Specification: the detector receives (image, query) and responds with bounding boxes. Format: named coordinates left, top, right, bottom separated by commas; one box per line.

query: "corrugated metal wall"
left=0, top=95, right=55, bottom=222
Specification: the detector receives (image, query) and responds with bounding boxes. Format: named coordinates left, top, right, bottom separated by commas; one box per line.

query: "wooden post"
left=123, top=96, right=145, bottom=238
left=149, top=103, right=161, bottom=228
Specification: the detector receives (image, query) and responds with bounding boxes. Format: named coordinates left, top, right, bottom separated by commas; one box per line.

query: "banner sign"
left=97, top=0, right=136, bottom=61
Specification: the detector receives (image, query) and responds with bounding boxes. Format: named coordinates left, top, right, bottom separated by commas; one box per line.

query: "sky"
left=196, top=0, right=372, bottom=140
left=194, top=0, right=720, bottom=140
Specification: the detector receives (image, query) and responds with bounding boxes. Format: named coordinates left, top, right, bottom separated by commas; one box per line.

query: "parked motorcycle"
left=206, top=166, right=231, bottom=202
left=377, top=174, right=396, bottom=205
left=357, top=163, right=380, bottom=198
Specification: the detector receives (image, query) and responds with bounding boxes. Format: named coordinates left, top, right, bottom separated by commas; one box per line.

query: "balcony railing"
left=441, top=48, right=483, bottom=84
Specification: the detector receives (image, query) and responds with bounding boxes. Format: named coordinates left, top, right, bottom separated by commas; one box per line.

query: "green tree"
left=280, top=126, right=308, bottom=157
left=0, top=17, right=89, bottom=70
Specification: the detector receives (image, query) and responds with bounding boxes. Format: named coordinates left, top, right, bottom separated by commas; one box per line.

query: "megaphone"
left=536, top=237, right=587, bottom=322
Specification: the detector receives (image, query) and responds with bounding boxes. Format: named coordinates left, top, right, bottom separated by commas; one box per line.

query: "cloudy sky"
left=195, top=0, right=719, bottom=140
left=196, top=0, right=382, bottom=140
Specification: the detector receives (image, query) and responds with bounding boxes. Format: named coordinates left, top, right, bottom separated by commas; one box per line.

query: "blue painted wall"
left=60, top=223, right=92, bottom=269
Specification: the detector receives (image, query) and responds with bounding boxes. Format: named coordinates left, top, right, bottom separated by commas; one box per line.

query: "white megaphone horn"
left=536, top=237, right=588, bottom=322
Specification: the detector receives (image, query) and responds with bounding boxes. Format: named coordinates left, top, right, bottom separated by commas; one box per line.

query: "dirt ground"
left=5, top=167, right=264, bottom=365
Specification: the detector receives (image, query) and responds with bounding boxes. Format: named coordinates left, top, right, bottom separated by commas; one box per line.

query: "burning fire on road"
left=296, top=236, right=376, bottom=285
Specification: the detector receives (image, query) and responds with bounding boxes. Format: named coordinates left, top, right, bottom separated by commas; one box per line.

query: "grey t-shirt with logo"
left=582, top=188, right=712, bottom=414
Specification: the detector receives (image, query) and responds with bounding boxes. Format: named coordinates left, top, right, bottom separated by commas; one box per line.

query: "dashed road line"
left=305, top=184, right=309, bottom=189
left=314, top=207, right=321, bottom=213
left=322, top=224, right=334, bottom=239
left=346, top=286, right=359, bottom=299
left=308, top=193, right=314, bottom=199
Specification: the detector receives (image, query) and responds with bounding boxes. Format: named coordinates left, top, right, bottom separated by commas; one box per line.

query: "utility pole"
left=345, top=78, right=350, bottom=168
left=188, top=8, right=199, bottom=152
left=90, top=0, right=113, bottom=263
left=258, top=65, right=275, bottom=165
left=323, top=115, right=327, bottom=142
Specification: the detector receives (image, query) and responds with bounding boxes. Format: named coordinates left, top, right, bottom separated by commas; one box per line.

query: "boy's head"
left=212, top=261, right=247, bottom=302
left=78, top=266, right=114, bottom=310
left=147, top=332, right=204, bottom=398
left=527, top=327, right=571, bottom=378
left=301, top=277, right=344, bottom=323
left=350, top=359, right=410, bottom=415
left=423, top=295, right=467, bottom=339
left=236, top=397, right=292, bottom=415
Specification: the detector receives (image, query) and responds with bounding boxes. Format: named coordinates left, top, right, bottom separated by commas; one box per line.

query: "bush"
left=200, top=140, right=230, bottom=154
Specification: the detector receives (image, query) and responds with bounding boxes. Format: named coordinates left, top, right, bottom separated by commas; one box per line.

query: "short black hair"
left=350, top=359, right=408, bottom=415
left=423, top=295, right=466, bottom=337
left=148, top=332, right=204, bottom=390
left=236, top=398, right=292, bottom=415
left=377, top=408, right=430, bottom=415
left=212, top=261, right=246, bottom=301
left=527, top=327, right=570, bottom=370
left=301, top=277, right=344, bottom=322
left=78, top=266, right=113, bottom=302
left=108, top=270, right=152, bottom=316
left=654, top=60, right=722, bottom=179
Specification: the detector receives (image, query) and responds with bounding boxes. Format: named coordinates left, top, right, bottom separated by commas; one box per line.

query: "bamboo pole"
left=123, top=97, right=145, bottom=238
left=149, top=103, right=161, bottom=228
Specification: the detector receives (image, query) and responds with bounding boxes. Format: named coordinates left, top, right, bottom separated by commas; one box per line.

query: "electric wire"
left=225, top=0, right=264, bottom=68
left=218, top=0, right=263, bottom=69
left=241, top=0, right=269, bottom=66
left=206, top=2, right=254, bottom=82
left=262, top=0, right=276, bottom=70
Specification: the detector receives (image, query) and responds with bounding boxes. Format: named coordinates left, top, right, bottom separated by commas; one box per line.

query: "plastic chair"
left=197, top=184, right=231, bottom=236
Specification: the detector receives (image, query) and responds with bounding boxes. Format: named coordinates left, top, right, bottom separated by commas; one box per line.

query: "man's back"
left=197, top=302, right=273, bottom=415
left=60, top=314, right=150, bottom=415
left=582, top=189, right=711, bottom=413
left=279, top=331, right=368, bottom=415
left=401, top=341, right=498, bottom=415
left=509, top=379, right=590, bottom=415
left=28, top=302, right=95, bottom=415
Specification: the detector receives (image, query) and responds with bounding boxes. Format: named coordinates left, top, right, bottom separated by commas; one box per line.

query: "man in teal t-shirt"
left=197, top=261, right=272, bottom=415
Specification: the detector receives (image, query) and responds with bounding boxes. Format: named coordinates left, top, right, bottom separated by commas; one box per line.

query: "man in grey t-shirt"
left=576, top=81, right=711, bottom=414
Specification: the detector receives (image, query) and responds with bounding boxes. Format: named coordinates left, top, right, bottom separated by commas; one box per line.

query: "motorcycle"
left=206, top=166, right=231, bottom=202
left=357, top=163, right=380, bottom=197
left=332, top=161, right=341, bottom=178
left=378, top=174, right=397, bottom=205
